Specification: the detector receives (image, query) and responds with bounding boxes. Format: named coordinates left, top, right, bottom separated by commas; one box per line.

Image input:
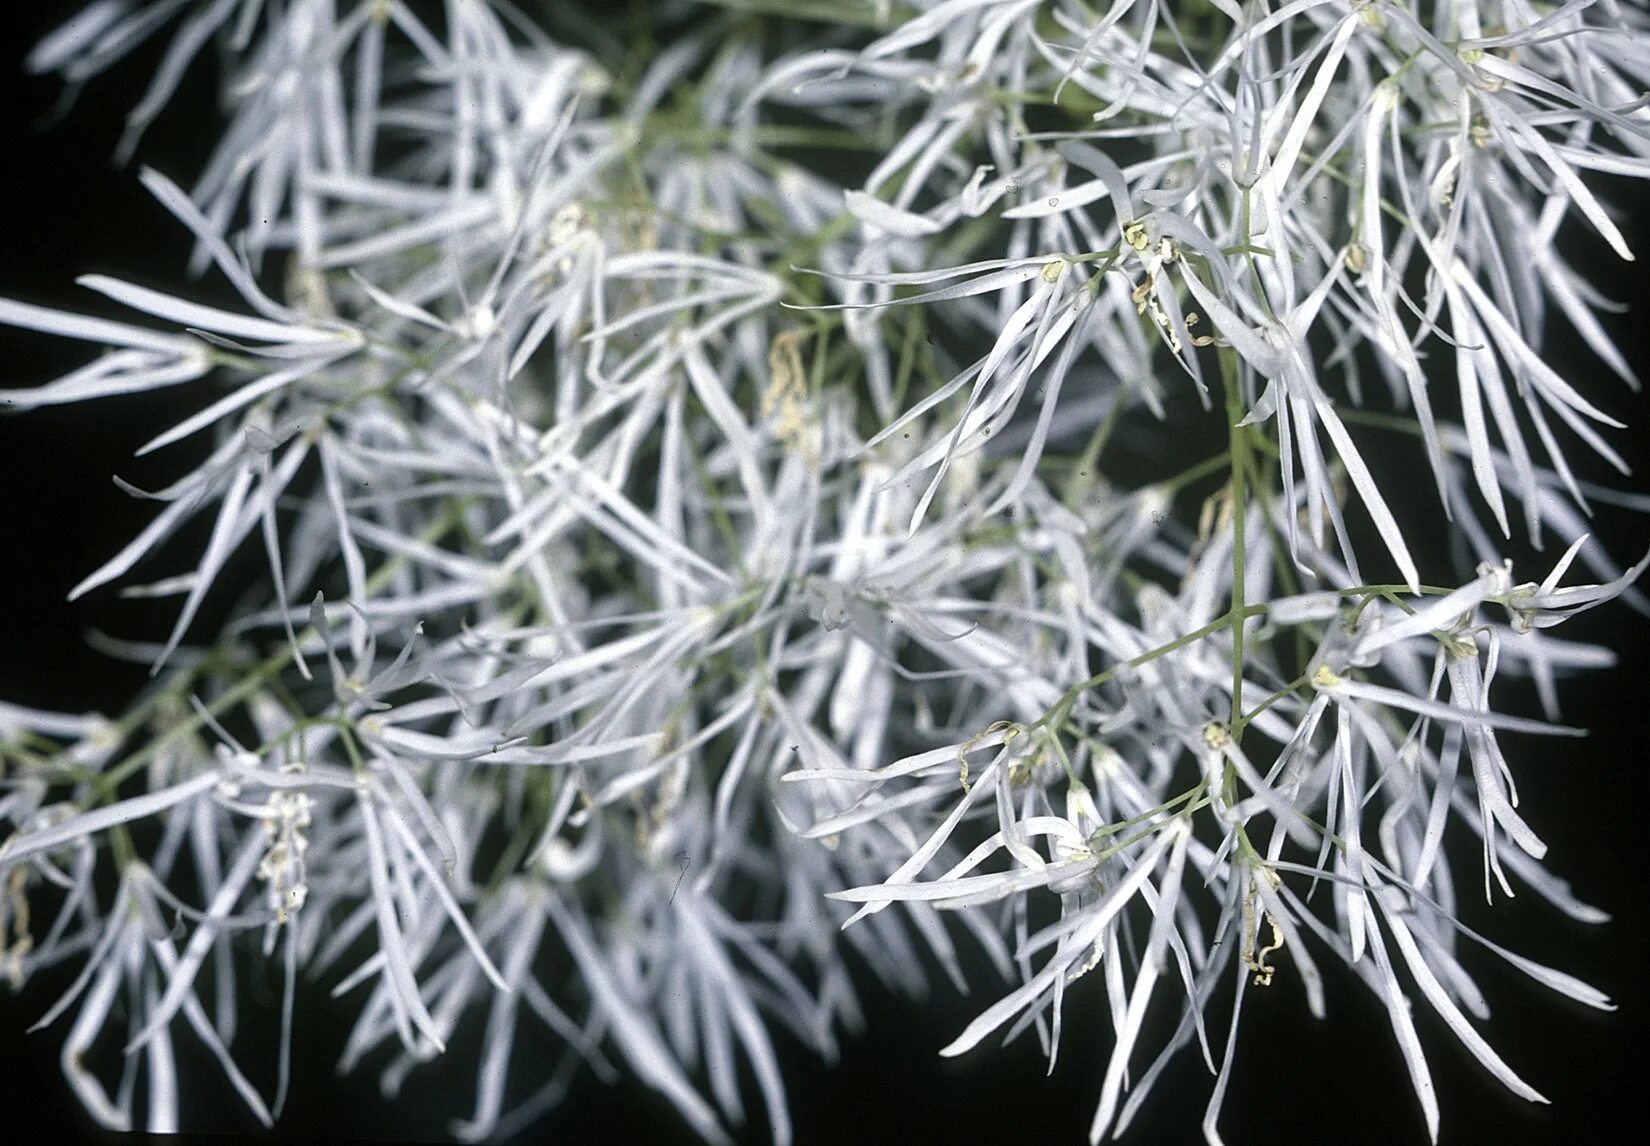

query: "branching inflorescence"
left=2, top=0, right=1648, bottom=1141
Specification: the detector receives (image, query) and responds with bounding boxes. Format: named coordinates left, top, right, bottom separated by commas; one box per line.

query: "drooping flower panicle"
left=2, top=1, right=1647, bottom=1143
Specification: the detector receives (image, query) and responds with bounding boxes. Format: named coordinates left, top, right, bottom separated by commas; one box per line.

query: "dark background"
left=1, top=4, right=1647, bottom=1145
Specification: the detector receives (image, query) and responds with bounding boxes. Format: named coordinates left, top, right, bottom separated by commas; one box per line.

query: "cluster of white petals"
left=3, top=0, right=1648, bottom=1141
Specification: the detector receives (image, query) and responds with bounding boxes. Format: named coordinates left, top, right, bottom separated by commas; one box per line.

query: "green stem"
left=1037, top=602, right=1270, bottom=735
left=1222, top=347, right=1250, bottom=733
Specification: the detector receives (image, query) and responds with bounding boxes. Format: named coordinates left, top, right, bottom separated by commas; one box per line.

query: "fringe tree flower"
left=2, top=0, right=1649, bottom=1142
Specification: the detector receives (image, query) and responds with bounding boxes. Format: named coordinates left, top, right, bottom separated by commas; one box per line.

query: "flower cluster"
left=3, top=0, right=1648, bottom=1142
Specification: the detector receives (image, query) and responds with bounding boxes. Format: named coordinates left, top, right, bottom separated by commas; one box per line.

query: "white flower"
left=4, top=0, right=1648, bottom=1141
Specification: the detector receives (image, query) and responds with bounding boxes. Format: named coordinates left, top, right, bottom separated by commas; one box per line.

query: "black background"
left=1, top=4, right=1647, bottom=1145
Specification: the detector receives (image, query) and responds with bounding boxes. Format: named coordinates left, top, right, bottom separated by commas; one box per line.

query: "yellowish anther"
left=763, top=329, right=816, bottom=466
left=957, top=721, right=1021, bottom=791
left=4, top=867, right=30, bottom=989
left=1067, top=935, right=1099, bottom=975
left=1375, top=79, right=1400, bottom=114
left=1241, top=867, right=1285, bottom=986
left=1202, top=721, right=1230, bottom=750
left=1506, top=594, right=1537, bottom=635
left=1123, top=220, right=1151, bottom=251
left=1311, top=662, right=1342, bottom=689
left=1251, top=912, right=1284, bottom=987
left=1344, top=242, right=1367, bottom=274
left=1130, top=273, right=1155, bottom=314
left=1041, top=257, right=1068, bottom=283
left=550, top=202, right=586, bottom=245
left=1445, top=635, right=1479, bottom=660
